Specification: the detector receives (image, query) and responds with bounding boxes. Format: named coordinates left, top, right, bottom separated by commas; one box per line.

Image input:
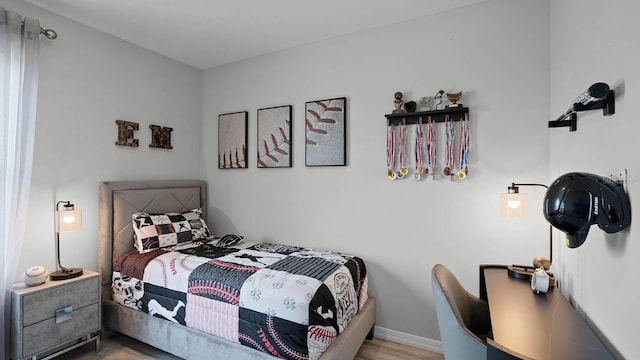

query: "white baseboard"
left=373, top=326, right=443, bottom=354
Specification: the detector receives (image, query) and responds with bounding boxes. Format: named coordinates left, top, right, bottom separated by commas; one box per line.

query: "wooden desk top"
left=482, top=267, right=613, bottom=360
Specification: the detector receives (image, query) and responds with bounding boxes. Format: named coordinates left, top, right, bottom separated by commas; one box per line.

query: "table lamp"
left=501, top=183, right=554, bottom=281
left=51, top=200, right=83, bottom=280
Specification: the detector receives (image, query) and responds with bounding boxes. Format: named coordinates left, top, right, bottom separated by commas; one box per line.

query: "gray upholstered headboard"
left=98, top=180, right=207, bottom=294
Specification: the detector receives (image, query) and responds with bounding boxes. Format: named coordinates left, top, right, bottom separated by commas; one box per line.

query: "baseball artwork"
left=257, top=105, right=292, bottom=168
left=305, top=97, right=347, bottom=167
left=218, top=111, right=248, bottom=169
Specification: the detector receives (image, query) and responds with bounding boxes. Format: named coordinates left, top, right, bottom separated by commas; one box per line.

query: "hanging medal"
left=443, top=115, right=455, bottom=179
left=426, top=116, right=436, bottom=180
left=413, top=117, right=424, bottom=180
left=397, top=119, right=408, bottom=179
left=457, top=113, right=470, bottom=180
left=387, top=120, right=396, bottom=180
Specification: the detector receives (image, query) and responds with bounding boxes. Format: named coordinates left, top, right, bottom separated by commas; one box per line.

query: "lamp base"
left=50, top=268, right=83, bottom=281
left=507, top=265, right=555, bottom=287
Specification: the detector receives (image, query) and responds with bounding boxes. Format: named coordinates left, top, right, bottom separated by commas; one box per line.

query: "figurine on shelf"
left=446, top=91, right=463, bottom=108
left=419, top=96, right=434, bottom=111
left=434, top=90, right=445, bottom=110
left=393, top=91, right=405, bottom=113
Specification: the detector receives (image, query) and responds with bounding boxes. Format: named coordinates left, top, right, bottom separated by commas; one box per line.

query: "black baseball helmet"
left=543, top=172, right=631, bottom=248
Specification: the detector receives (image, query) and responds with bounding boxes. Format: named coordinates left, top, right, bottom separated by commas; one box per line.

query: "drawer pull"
left=55, top=305, right=73, bottom=324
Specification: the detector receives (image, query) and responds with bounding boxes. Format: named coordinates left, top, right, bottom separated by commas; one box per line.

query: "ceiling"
left=24, top=0, right=486, bottom=70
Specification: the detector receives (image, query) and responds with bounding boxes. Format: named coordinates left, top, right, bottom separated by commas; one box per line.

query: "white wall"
left=550, top=0, right=640, bottom=358
left=6, top=0, right=204, bottom=280
left=202, top=0, right=550, bottom=342
left=20, top=0, right=636, bottom=355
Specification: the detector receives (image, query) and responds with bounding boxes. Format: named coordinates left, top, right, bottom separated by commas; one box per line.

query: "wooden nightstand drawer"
left=11, top=270, right=101, bottom=360
left=21, top=274, right=99, bottom=326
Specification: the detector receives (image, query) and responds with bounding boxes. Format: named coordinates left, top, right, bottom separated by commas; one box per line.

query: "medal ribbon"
left=386, top=120, right=396, bottom=179
left=444, top=115, right=455, bottom=175
left=426, top=116, right=436, bottom=175
left=398, top=119, right=408, bottom=176
left=415, top=117, right=424, bottom=174
left=457, top=113, right=470, bottom=179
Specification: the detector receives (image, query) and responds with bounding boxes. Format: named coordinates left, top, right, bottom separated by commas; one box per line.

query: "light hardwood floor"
left=60, top=333, right=444, bottom=360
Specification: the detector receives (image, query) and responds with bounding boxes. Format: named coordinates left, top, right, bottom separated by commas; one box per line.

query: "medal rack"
left=385, top=107, right=471, bottom=181
left=385, top=107, right=470, bottom=126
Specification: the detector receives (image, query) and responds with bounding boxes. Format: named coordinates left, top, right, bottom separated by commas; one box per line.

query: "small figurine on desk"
left=531, top=267, right=550, bottom=294
left=393, top=91, right=405, bottom=113
left=434, top=90, right=445, bottom=110
left=446, top=91, right=463, bottom=108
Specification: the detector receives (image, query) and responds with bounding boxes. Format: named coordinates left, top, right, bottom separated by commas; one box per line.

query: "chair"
left=432, top=264, right=492, bottom=360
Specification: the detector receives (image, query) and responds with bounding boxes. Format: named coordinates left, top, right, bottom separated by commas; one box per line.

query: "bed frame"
left=98, top=180, right=376, bottom=360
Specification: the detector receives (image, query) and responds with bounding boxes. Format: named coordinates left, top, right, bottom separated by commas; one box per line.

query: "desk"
left=480, top=266, right=614, bottom=360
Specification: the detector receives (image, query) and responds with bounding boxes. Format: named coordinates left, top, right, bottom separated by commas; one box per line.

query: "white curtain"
left=0, top=7, right=40, bottom=358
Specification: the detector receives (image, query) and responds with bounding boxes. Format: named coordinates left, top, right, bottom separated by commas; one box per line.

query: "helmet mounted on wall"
left=543, top=172, right=631, bottom=248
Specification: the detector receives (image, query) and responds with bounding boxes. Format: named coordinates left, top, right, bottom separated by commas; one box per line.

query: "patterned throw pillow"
left=132, top=208, right=211, bottom=253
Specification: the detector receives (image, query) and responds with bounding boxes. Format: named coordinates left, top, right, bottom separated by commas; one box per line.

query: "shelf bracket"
left=548, top=90, right=615, bottom=132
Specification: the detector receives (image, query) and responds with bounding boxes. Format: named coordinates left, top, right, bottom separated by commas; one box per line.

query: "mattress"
left=112, top=240, right=368, bottom=360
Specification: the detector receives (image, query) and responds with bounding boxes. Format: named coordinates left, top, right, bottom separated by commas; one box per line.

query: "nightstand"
left=10, top=270, right=101, bottom=360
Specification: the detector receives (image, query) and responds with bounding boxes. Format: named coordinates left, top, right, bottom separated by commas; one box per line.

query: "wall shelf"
left=385, top=107, right=469, bottom=126
left=548, top=84, right=615, bottom=132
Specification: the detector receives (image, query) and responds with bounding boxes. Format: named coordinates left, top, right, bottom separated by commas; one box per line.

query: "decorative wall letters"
left=115, top=120, right=139, bottom=147
left=149, top=125, right=173, bottom=149
left=115, top=120, right=173, bottom=150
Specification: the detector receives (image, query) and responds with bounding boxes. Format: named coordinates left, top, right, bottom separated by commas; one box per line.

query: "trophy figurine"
left=403, top=101, right=417, bottom=113
left=392, top=91, right=405, bottom=114
left=446, top=91, right=462, bottom=108
left=434, top=90, right=445, bottom=110
left=419, top=97, right=434, bottom=111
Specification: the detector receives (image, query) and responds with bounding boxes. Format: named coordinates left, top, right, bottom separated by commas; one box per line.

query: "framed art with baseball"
left=257, top=105, right=292, bottom=168
left=218, top=111, right=248, bottom=169
left=305, top=97, right=347, bottom=166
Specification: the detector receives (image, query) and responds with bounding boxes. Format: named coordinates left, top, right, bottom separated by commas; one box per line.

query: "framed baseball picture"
left=218, top=111, right=248, bottom=169
left=305, top=97, right=347, bottom=166
left=257, top=105, right=292, bottom=168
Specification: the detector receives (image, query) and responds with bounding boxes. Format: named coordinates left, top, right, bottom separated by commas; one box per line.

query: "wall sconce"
left=51, top=201, right=83, bottom=280
left=548, top=82, right=615, bottom=132
left=501, top=183, right=554, bottom=281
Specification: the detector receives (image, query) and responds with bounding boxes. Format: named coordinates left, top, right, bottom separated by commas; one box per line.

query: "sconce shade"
left=501, top=189, right=529, bottom=218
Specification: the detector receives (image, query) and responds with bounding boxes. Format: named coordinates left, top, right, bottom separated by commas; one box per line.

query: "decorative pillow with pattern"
left=132, top=209, right=211, bottom=253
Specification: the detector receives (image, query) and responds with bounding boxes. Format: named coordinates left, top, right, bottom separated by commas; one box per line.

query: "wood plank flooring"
left=60, top=333, right=444, bottom=360
left=353, top=337, right=444, bottom=360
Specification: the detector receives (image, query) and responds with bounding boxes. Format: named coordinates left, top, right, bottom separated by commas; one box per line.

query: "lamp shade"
left=500, top=192, right=529, bottom=218
left=57, top=208, right=82, bottom=232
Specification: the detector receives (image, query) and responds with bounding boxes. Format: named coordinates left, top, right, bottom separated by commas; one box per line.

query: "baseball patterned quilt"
left=112, top=240, right=368, bottom=360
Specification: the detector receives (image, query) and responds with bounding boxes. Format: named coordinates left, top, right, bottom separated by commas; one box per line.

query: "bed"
left=98, top=180, right=375, bottom=360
